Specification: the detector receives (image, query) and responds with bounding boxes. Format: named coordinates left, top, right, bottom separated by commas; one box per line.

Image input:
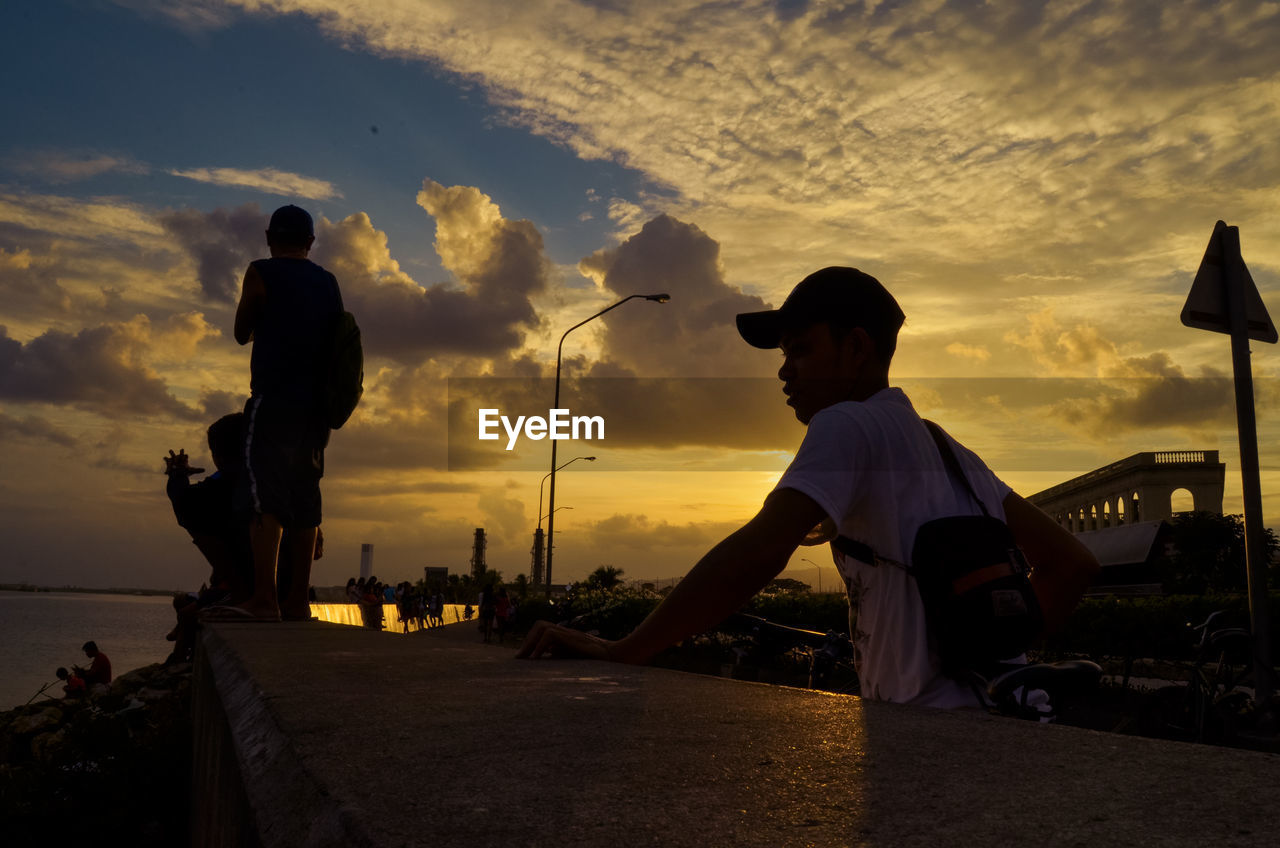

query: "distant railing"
left=1152, top=451, right=1208, bottom=464
left=1029, top=450, right=1220, bottom=503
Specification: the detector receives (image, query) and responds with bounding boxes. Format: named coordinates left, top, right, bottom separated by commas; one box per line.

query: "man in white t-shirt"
left=519, top=266, right=1099, bottom=708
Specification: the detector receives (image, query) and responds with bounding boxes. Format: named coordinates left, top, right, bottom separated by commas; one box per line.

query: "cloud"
left=0, top=247, right=73, bottom=320
left=312, top=181, right=549, bottom=362
left=945, top=342, right=991, bottom=362
left=158, top=202, right=267, bottom=302
left=167, top=166, right=342, bottom=200
left=582, top=513, right=716, bottom=552
left=0, top=192, right=166, bottom=247
left=208, top=0, right=1280, bottom=352
left=0, top=411, right=77, bottom=447
left=1005, top=307, right=1235, bottom=437
left=0, top=318, right=203, bottom=419
left=579, top=214, right=769, bottom=377
left=477, top=486, right=528, bottom=546
left=9, top=151, right=148, bottom=182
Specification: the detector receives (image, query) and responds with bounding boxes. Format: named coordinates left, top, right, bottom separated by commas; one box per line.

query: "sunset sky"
left=3, top=0, right=1280, bottom=592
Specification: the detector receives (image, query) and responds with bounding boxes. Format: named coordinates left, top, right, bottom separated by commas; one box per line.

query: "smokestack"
left=360, top=543, right=374, bottom=580
left=469, top=528, right=486, bottom=579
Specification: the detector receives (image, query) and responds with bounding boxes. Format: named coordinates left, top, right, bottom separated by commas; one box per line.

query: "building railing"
left=1029, top=450, right=1220, bottom=504
left=1152, top=451, right=1208, bottom=464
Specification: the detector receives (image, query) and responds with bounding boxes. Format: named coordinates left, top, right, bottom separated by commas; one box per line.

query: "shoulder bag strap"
left=833, top=418, right=988, bottom=564
left=921, top=419, right=989, bottom=518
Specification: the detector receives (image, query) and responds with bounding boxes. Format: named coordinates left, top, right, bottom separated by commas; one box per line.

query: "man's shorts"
left=238, top=395, right=328, bottom=529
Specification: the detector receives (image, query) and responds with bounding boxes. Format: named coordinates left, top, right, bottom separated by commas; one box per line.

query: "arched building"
left=1028, top=450, right=1225, bottom=532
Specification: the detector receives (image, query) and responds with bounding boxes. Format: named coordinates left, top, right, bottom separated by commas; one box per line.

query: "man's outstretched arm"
left=518, top=487, right=828, bottom=663
left=1003, top=492, right=1101, bottom=635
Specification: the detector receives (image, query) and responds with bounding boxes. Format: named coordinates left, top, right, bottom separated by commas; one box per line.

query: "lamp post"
left=546, top=293, right=669, bottom=596
left=541, top=506, right=573, bottom=522
left=539, top=457, right=595, bottom=531
left=800, top=557, right=823, bottom=592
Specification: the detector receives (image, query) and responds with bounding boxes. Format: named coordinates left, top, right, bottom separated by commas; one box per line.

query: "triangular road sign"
left=1181, top=220, right=1278, bottom=343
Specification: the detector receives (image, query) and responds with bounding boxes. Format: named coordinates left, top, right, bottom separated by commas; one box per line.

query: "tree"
left=762, top=577, right=811, bottom=595
left=1166, top=512, right=1278, bottom=594
left=512, top=573, right=529, bottom=600
left=586, top=565, right=625, bottom=591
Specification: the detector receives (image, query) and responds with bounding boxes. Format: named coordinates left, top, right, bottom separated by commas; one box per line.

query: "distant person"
left=495, top=587, right=512, bottom=642
left=478, top=585, right=496, bottom=643
left=56, top=667, right=86, bottom=698
left=210, top=204, right=344, bottom=623
left=429, top=588, right=444, bottom=628
left=520, top=266, right=1100, bottom=709
left=78, top=641, right=112, bottom=687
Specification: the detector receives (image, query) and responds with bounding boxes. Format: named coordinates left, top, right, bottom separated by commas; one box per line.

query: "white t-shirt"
left=773, top=387, right=1012, bottom=708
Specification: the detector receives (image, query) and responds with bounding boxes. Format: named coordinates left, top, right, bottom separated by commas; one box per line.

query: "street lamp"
left=541, top=506, right=573, bottom=522
left=800, top=557, right=823, bottom=592
left=546, top=293, right=670, bottom=595
left=539, top=457, right=595, bottom=531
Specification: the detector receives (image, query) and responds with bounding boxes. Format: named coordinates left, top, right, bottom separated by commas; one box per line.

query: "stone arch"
left=1170, top=487, right=1195, bottom=514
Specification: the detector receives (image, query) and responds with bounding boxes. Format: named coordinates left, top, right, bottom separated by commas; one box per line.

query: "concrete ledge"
left=194, top=623, right=379, bottom=848
left=194, top=620, right=1280, bottom=847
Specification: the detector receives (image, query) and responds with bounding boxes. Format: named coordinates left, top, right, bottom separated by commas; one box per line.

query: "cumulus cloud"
left=311, top=181, right=549, bottom=363
left=580, top=214, right=769, bottom=377
left=200, top=0, right=1280, bottom=357
left=1005, top=307, right=1235, bottom=437
left=167, top=166, right=342, bottom=200
left=159, top=202, right=267, bottom=302
left=0, top=318, right=202, bottom=419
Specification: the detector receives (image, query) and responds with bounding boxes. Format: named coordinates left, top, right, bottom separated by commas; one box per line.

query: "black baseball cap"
left=267, top=204, right=314, bottom=238
left=735, top=266, right=904, bottom=354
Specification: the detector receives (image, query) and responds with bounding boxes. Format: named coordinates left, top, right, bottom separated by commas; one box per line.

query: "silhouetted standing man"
left=216, top=205, right=342, bottom=622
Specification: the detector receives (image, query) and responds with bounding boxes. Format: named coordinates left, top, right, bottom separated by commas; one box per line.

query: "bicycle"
left=724, top=613, right=860, bottom=695
left=725, top=613, right=1102, bottom=719
left=1144, top=610, right=1264, bottom=745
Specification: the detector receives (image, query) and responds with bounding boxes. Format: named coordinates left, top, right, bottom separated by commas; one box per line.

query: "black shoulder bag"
left=833, top=420, right=1043, bottom=675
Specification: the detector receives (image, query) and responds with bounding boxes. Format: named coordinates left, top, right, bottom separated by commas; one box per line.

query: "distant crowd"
left=344, top=577, right=450, bottom=632
left=342, top=577, right=516, bottom=643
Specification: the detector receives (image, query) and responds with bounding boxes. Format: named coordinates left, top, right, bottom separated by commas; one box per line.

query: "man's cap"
left=267, top=204, right=314, bottom=238
left=735, top=266, right=904, bottom=351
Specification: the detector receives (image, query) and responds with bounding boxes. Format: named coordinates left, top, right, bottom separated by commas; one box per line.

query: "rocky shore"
left=0, top=662, right=193, bottom=847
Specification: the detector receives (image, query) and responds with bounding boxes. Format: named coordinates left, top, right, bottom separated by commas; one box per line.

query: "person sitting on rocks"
left=77, top=641, right=112, bottom=687
left=56, top=666, right=86, bottom=698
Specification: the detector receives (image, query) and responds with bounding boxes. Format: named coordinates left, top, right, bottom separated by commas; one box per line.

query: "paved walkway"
left=194, top=620, right=1280, bottom=847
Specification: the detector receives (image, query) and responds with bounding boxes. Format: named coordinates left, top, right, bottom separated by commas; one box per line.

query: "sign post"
left=1181, top=220, right=1276, bottom=709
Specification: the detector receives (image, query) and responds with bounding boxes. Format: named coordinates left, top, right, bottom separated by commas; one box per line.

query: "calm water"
left=0, top=590, right=177, bottom=711
left=0, top=592, right=476, bottom=710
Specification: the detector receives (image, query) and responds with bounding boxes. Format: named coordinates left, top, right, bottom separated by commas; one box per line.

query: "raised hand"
left=163, top=448, right=205, bottom=476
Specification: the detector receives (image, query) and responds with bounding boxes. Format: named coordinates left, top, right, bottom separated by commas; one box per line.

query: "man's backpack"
left=325, top=311, right=363, bottom=430
left=834, top=420, right=1043, bottom=675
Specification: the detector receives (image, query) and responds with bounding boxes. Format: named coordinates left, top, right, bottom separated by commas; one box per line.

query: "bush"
left=1042, top=594, right=1279, bottom=663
